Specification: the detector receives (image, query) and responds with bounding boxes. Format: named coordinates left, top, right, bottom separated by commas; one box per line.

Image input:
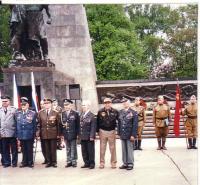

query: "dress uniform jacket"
left=153, top=104, right=171, bottom=127
left=79, top=111, right=96, bottom=140
left=15, top=109, right=37, bottom=140
left=61, top=110, right=80, bottom=141
left=118, top=108, right=138, bottom=140
left=0, top=106, right=17, bottom=138
left=38, top=109, right=61, bottom=139
left=97, top=107, right=119, bottom=131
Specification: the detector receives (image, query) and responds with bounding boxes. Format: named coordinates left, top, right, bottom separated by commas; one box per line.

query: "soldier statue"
left=10, top=4, right=51, bottom=60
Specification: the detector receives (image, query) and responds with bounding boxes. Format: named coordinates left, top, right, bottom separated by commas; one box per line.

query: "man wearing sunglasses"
left=0, top=95, right=17, bottom=168
left=15, top=97, right=37, bottom=168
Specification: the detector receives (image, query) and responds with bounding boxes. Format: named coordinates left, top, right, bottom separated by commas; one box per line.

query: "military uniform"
left=53, top=105, right=63, bottom=150
left=132, top=105, right=146, bottom=150
left=97, top=107, right=119, bottom=168
left=0, top=106, right=18, bottom=167
left=118, top=108, right=138, bottom=170
left=38, top=109, right=60, bottom=167
left=61, top=109, right=80, bottom=167
left=15, top=109, right=37, bottom=167
left=182, top=102, right=197, bottom=149
left=79, top=111, right=96, bottom=169
left=153, top=103, right=171, bottom=150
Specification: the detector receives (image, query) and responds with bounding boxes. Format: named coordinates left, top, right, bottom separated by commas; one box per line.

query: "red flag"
left=174, top=84, right=181, bottom=137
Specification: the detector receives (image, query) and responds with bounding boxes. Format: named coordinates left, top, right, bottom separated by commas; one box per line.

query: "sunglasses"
left=2, top=101, right=8, bottom=103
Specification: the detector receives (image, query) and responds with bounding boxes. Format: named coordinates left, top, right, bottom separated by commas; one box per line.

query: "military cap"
left=43, top=98, right=52, bottom=103
left=20, top=97, right=29, bottom=104
left=1, top=95, right=11, bottom=100
left=103, top=97, right=112, bottom=103
left=63, top=99, right=73, bottom=104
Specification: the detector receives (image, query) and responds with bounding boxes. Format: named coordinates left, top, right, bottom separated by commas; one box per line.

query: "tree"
left=86, top=5, right=146, bottom=80
left=0, top=5, right=11, bottom=67
left=162, top=5, right=197, bottom=78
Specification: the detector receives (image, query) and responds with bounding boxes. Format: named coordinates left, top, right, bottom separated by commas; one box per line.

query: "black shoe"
left=119, top=165, right=127, bottom=169
left=126, top=166, right=133, bottom=170
left=12, top=164, right=17, bottom=167
left=89, top=165, right=95, bottom=169
left=72, top=164, right=77, bottom=168
left=42, top=161, right=47, bottom=165
left=20, top=164, right=27, bottom=168
left=28, top=164, right=34, bottom=168
left=3, top=165, right=11, bottom=168
left=45, top=164, right=51, bottom=168
left=52, top=164, right=57, bottom=168
left=65, top=163, right=72, bottom=168
left=81, top=164, right=90, bottom=168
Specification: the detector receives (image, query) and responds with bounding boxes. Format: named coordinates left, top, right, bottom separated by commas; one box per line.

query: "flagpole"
left=176, top=77, right=188, bottom=149
left=181, top=105, right=189, bottom=149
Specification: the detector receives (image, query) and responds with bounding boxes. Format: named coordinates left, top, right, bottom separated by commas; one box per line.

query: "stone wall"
left=47, top=5, right=98, bottom=113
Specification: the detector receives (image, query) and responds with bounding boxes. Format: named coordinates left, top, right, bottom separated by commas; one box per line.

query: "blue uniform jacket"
left=15, top=109, right=37, bottom=140
left=118, top=108, right=138, bottom=140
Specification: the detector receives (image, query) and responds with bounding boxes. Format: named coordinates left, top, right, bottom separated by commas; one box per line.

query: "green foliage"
left=0, top=5, right=11, bottom=67
left=86, top=5, right=145, bottom=80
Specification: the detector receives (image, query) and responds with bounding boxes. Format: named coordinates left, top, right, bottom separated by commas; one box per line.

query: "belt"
left=156, top=117, right=167, bottom=120
left=138, top=119, right=144, bottom=122
left=187, top=116, right=197, bottom=119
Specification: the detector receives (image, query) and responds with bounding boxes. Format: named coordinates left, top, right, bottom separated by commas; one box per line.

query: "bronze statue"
left=10, top=4, right=51, bottom=61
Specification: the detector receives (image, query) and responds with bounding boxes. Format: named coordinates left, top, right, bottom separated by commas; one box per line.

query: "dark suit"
left=79, top=111, right=96, bottom=167
left=38, top=109, right=60, bottom=166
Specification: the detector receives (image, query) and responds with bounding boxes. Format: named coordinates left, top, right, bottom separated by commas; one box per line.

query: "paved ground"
left=0, top=138, right=198, bottom=185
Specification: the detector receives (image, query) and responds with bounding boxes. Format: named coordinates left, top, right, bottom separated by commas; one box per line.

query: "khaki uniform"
left=153, top=103, right=171, bottom=150
left=132, top=105, right=146, bottom=140
left=153, top=104, right=171, bottom=137
left=182, top=103, right=197, bottom=138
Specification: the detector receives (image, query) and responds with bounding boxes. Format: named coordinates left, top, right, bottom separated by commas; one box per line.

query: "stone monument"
left=2, top=4, right=98, bottom=112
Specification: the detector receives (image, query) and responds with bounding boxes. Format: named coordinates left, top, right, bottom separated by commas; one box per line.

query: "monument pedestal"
left=2, top=60, right=74, bottom=106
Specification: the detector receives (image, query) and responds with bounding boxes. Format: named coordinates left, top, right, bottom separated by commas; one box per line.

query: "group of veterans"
left=0, top=94, right=197, bottom=170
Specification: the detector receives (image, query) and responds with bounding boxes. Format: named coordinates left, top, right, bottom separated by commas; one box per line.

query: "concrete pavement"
left=0, top=138, right=197, bottom=185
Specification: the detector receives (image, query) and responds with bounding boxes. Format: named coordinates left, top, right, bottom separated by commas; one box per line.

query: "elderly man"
left=61, top=99, right=79, bottom=168
left=15, top=97, right=37, bottom=168
left=79, top=100, right=96, bottom=169
left=97, top=97, right=119, bottom=169
left=0, top=95, right=17, bottom=168
left=118, top=99, right=138, bottom=170
left=153, top=95, right=171, bottom=150
left=37, top=98, right=60, bottom=168
left=182, top=95, right=197, bottom=149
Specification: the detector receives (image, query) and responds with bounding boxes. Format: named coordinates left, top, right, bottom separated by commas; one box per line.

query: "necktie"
left=47, top=110, right=49, bottom=117
left=4, top=108, right=7, bottom=114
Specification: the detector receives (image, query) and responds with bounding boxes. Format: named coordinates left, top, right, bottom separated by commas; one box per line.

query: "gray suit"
left=0, top=106, right=16, bottom=138
left=0, top=106, right=18, bottom=167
